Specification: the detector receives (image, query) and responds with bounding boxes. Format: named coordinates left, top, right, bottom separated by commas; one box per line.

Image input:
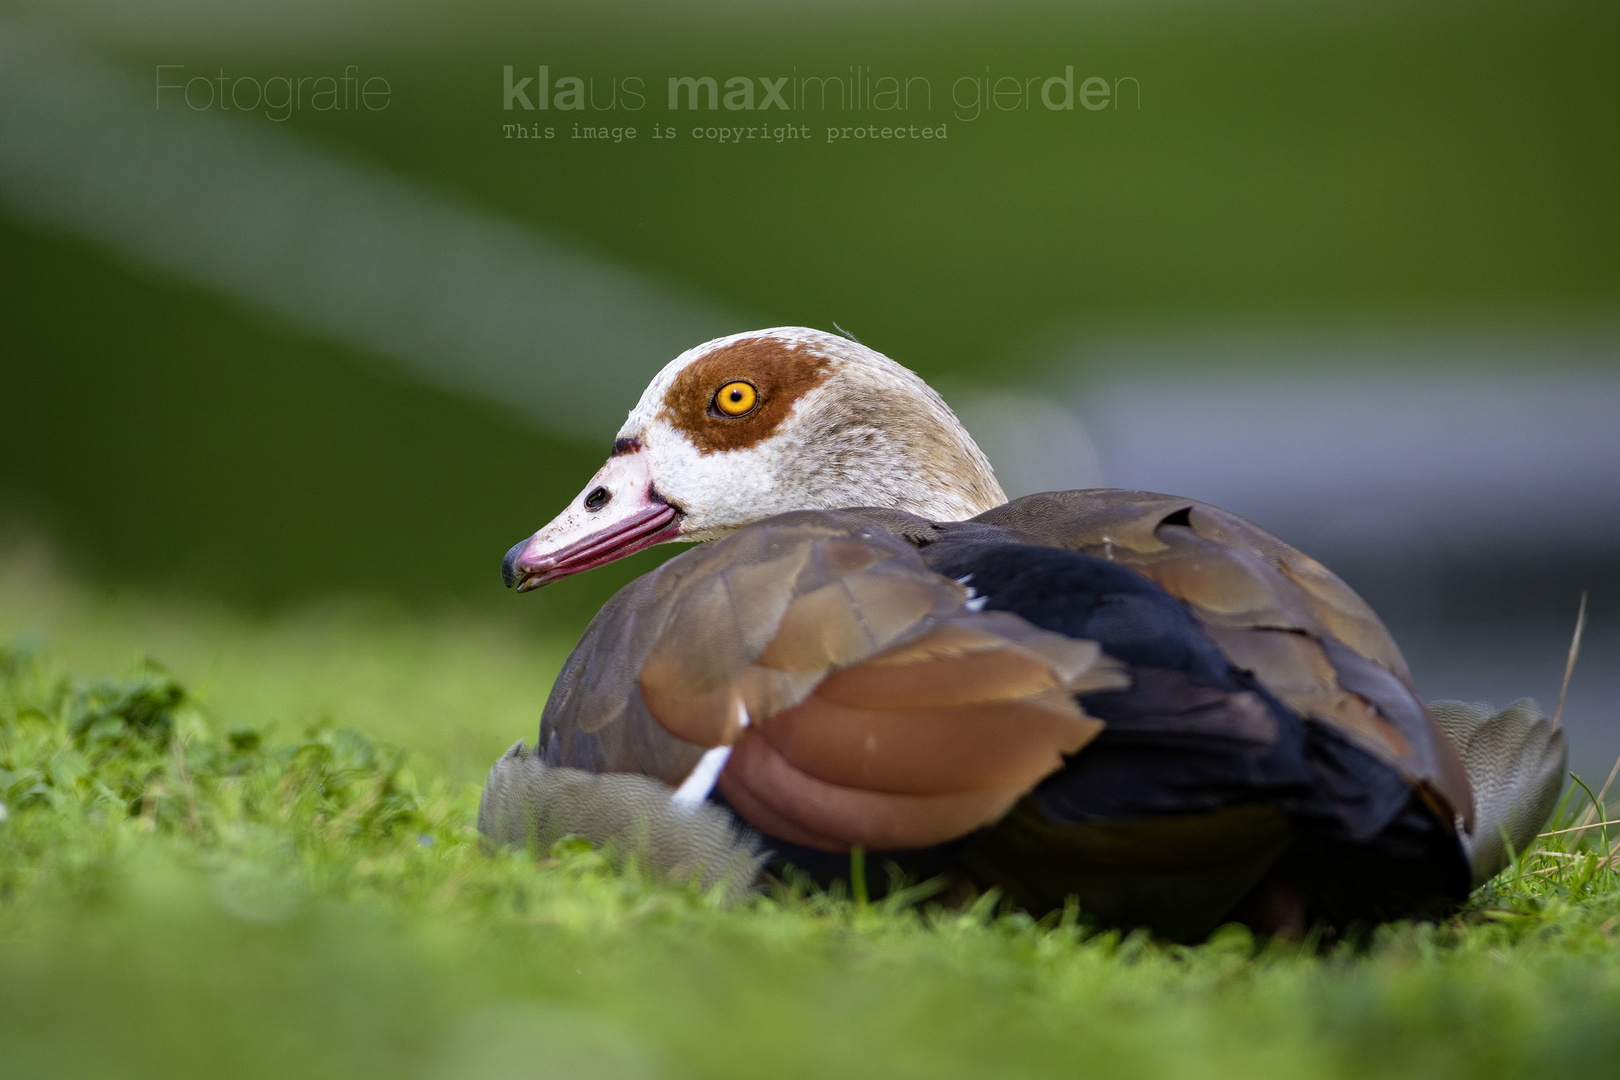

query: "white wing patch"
left=670, top=698, right=750, bottom=810
left=671, top=745, right=734, bottom=810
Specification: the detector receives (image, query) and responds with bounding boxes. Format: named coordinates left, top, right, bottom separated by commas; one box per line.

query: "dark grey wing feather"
left=478, top=740, right=767, bottom=903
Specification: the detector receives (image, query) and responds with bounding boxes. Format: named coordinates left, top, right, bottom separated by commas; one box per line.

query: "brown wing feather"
left=637, top=530, right=965, bottom=746
left=760, top=694, right=1098, bottom=797
left=973, top=490, right=1474, bottom=830
left=817, top=614, right=1117, bottom=709
left=716, top=731, right=1033, bottom=852
left=1200, top=625, right=1413, bottom=760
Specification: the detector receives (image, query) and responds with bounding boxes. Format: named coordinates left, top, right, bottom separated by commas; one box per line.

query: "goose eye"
left=712, top=380, right=758, bottom=417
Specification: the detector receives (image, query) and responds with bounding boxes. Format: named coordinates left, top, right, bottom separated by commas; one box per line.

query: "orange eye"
left=713, top=380, right=758, bottom=417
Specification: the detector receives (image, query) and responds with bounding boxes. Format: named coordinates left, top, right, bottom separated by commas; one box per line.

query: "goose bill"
left=502, top=451, right=682, bottom=591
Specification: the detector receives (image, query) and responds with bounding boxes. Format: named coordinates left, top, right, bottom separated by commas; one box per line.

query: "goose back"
left=968, top=490, right=1475, bottom=833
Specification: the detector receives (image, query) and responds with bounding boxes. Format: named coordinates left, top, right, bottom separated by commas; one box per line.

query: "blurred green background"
left=4, top=1, right=1614, bottom=611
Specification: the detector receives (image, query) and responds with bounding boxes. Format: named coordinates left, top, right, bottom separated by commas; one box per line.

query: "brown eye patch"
left=660, top=337, right=834, bottom=454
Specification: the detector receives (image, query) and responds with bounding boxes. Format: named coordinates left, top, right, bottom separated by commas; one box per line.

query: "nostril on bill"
left=584, top=486, right=612, bottom=512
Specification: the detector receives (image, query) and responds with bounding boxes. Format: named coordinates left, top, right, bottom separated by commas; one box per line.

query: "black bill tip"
left=501, top=538, right=528, bottom=589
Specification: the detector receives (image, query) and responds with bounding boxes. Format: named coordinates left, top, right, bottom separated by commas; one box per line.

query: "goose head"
left=503, top=327, right=1006, bottom=590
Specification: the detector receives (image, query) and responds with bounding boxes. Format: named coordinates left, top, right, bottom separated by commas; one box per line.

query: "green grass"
left=0, top=545, right=572, bottom=785
left=3, top=556, right=1620, bottom=1080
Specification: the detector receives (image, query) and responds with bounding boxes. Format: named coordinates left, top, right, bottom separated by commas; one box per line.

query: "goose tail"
left=1429, top=699, right=1568, bottom=887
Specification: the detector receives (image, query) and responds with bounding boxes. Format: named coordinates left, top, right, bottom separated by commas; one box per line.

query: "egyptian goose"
left=484, top=327, right=1566, bottom=938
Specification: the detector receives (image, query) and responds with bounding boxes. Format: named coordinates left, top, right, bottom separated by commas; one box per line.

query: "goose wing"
left=537, top=509, right=1126, bottom=851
